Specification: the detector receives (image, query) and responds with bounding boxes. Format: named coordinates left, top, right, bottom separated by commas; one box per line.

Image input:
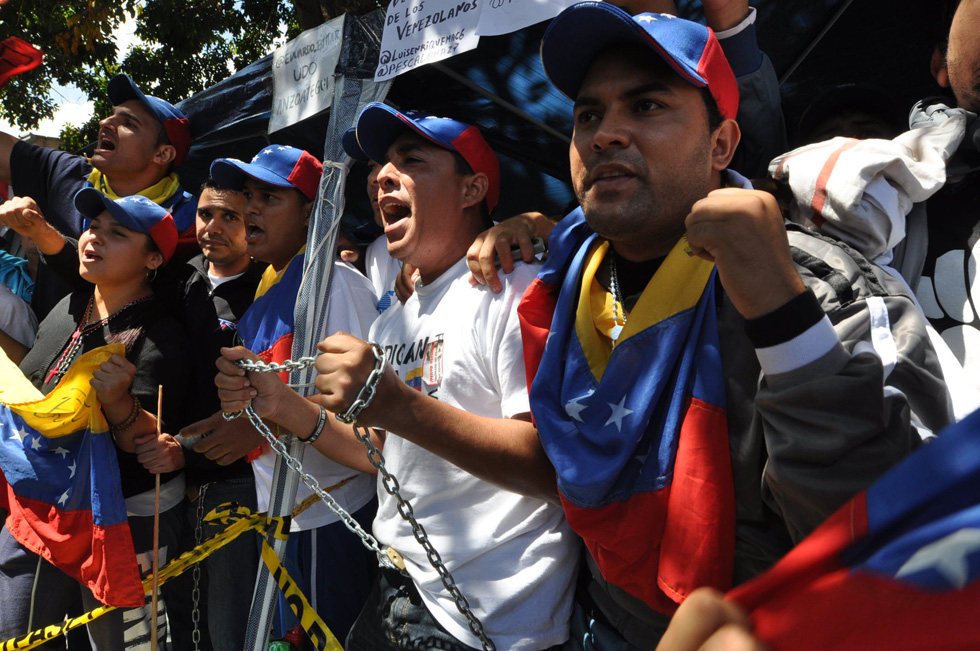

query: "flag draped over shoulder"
left=236, top=252, right=304, bottom=461
left=0, top=344, right=144, bottom=608
left=518, top=208, right=734, bottom=616
left=729, top=407, right=980, bottom=650
left=237, top=252, right=305, bottom=382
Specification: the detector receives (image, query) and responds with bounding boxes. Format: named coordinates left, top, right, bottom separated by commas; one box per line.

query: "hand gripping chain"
left=222, top=346, right=496, bottom=651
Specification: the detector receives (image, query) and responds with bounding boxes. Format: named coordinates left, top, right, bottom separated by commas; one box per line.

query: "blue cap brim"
left=74, top=187, right=146, bottom=234
left=541, top=2, right=701, bottom=100
left=342, top=128, right=369, bottom=162
left=354, top=103, right=450, bottom=163
left=210, top=158, right=296, bottom=192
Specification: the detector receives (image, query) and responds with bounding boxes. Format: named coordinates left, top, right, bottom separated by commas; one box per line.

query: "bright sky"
left=0, top=16, right=140, bottom=138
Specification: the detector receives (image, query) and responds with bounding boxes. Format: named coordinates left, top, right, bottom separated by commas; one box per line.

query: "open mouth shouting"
left=80, top=246, right=103, bottom=264
left=94, top=130, right=117, bottom=155
left=244, top=219, right=265, bottom=244
left=379, top=197, right=411, bottom=233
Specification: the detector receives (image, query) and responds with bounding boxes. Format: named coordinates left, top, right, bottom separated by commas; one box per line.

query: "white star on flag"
left=68, top=461, right=77, bottom=479
left=895, top=528, right=980, bottom=589
left=57, top=490, right=70, bottom=506
left=565, top=391, right=593, bottom=423
left=14, top=422, right=28, bottom=442
left=53, top=447, right=69, bottom=459
left=263, top=149, right=274, bottom=155
left=277, top=146, right=286, bottom=151
left=637, top=15, right=657, bottom=22
left=605, top=397, right=633, bottom=432
left=30, top=436, right=42, bottom=452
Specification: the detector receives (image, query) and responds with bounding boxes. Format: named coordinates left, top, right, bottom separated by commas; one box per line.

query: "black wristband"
left=301, top=405, right=327, bottom=444
left=744, top=289, right=824, bottom=349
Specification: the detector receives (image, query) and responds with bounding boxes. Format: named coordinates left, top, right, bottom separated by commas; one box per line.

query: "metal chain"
left=335, top=343, right=385, bottom=424
left=236, top=404, right=397, bottom=571
left=351, top=423, right=496, bottom=651
left=237, top=357, right=318, bottom=374
left=190, top=483, right=209, bottom=651
left=226, top=348, right=496, bottom=651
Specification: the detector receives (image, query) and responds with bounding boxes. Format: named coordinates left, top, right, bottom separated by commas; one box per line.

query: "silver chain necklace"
left=609, top=254, right=627, bottom=342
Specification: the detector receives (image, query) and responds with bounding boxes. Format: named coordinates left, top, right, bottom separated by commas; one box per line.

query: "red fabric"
left=0, top=37, right=43, bottom=90
left=2, top=478, right=144, bottom=608
left=286, top=151, right=323, bottom=201
left=563, top=397, right=733, bottom=614
left=727, top=490, right=980, bottom=650
left=516, top=277, right=558, bottom=413
left=245, top=333, right=295, bottom=463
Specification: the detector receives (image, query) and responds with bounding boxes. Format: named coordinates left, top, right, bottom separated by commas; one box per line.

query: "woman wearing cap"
left=4, top=188, right=191, bottom=649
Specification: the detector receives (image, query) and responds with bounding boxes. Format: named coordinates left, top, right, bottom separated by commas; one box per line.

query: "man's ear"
left=931, top=46, right=950, bottom=87
left=301, top=199, right=314, bottom=227
left=154, top=143, right=177, bottom=167
left=461, top=172, right=489, bottom=210
left=710, top=119, right=741, bottom=172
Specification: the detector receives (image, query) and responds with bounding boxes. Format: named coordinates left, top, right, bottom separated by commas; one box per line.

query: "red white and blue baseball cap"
left=352, top=102, right=500, bottom=214
left=540, top=2, right=739, bottom=120
left=209, top=146, right=323, bottom=202
left=74, top=188, right=179, bottom=264
left=108, top=73, right=193, bottom=167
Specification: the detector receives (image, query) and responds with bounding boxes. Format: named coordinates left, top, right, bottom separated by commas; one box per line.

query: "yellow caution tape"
left=260, top=541, right=344, bottom=651
left=0, top=499, right=344, bottom=650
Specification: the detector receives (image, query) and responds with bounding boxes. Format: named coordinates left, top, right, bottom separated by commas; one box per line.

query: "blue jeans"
left=164, top=476, right=260, bottom=651
left=0, top=507, right=181, bottom=650
left=272, top=499, right=378, bottom=650
left=344, top=566, right=475, bottom=651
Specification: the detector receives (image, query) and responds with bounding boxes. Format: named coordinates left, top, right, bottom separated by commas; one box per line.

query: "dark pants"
left=345, top=566, right=477, bottom=651
left=271, top=499, right=378, bottom=651
left=0, top=507, right=181, bottom=650
left=164, top=476, right=260, bottom=651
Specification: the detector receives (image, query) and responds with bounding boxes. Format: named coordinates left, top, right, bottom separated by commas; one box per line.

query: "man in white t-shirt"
left=216, top=106, right=578, bottom=650
left=207, top=145, right=380, bottom=645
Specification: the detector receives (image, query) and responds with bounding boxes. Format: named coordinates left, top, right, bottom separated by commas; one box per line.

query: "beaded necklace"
left=609, top=255, right=626, bottom=343
left=45, top=293, right=152, bottom=384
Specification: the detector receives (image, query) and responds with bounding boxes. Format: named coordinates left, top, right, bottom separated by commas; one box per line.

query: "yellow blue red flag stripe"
left=518, top=207, right=734, bottom=615
left=0, top=344, right=144, bottom=608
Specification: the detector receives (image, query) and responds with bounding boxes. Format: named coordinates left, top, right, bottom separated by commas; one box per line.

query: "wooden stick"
left=151, top=385, right=162, bottom=651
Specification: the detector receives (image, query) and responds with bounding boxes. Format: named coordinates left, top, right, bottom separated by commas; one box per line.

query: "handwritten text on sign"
left=269, top=14, right=345, bottom=133
left=375, top=0, right=481, bottom=81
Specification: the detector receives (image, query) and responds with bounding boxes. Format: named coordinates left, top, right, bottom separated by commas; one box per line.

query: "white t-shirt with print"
left=365, top=235, right=402, bottom=313
left=369, top=257, right=577, bottom=650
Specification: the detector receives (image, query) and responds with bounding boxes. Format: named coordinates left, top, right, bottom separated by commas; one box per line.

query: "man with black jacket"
left=165, top=177, right=264, bottom=651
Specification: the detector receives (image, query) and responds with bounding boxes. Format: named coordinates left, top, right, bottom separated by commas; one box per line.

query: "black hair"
left=701, top=87, right=725, bottom=133
left=199, top=175, right=238, bottom=194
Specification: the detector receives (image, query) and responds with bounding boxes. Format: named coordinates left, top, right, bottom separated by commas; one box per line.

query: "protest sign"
left=269, top=15, right=345, bottom=133
left=476, top=0, right=577, bottom=36
left=375, top=0, right=481, bottom=82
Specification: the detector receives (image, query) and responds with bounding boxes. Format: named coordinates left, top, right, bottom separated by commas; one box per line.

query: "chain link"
left=190, top=483, right=209, bottom=651
left=237, top=405, right=397, bottom=571
left=226, top=349, right=496, bottom=651
left=351, top=423, right=496, bottom=651
left=335, top=343, right=385, bottom=425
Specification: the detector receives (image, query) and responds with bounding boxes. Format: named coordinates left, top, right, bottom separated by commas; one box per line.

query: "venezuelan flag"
left=0, top=344, right=144, bottom=608
left=729, top=407, right=980, bottom=650
left=518, top=208, right=734, bottom=615
left=236, top=252, right=304, bottom=461
left=238, top=251, right=305, bottom=384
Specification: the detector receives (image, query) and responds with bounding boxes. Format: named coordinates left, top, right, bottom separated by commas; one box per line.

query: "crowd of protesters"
left=0, top=0, right=978, bottom=649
